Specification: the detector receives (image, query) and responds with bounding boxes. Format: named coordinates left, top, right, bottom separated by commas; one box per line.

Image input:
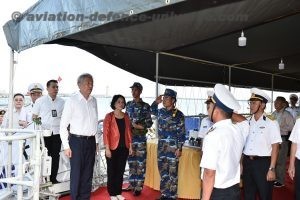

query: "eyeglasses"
left=248, top=101, right=259, bottom=105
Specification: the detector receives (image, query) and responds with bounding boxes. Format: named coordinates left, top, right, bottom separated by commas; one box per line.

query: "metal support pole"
left=271, top=75, right=274, bottom=112
left=7, top=49, right=15, bottom=188
left=155, top=53, right=159, bottom=138
left=155, top=53, right=159, bottom=97
left=33, top=130, right=41, bottom=200
left=17, top=140, right=24, bottom=200
left=229, top=66, right=232, bottom=91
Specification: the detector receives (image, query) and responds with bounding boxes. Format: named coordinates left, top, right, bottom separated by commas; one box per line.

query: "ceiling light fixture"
left=238, top=30, right=247, bottom=47
left=279, top=58, right=285, bottom=70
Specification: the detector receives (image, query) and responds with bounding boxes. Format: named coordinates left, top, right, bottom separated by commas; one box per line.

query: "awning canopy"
left=3, top=0, right=300, bottom=91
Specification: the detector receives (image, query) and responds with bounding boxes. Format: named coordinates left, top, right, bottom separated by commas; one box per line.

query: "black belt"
left=70, top=133, right=95, bottom=140
left=244, top=154, right=270, bottom=160
left=281, top=135, right=289, bottom=141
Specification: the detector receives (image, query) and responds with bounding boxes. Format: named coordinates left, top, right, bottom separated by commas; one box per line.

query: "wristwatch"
left=268, top=167, right=275, bottom=172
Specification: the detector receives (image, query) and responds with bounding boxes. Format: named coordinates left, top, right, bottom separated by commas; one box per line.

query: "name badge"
left=52, top=110, right=57, bottom=117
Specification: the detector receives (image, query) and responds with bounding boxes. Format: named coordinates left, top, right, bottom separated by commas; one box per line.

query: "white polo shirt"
left=59, top=92, right=98, bottom=150
left=243, top=114, right=282, bottom=156
left=200, top=119, right=248, bottom=188
left=289, top=118, right=300, bottom=159
left=32, top=95, right=65, bottom=135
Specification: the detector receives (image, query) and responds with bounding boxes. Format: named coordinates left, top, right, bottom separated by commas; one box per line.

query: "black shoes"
left=51, top=179, right=60, bottom=184
left=122, top=185, right=133, bottom=191
left=133, top=190, right=141, bottom=196
left=274, top=181, right=284, bottom=187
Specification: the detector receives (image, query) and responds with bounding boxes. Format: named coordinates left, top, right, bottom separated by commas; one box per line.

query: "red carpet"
left=272, top=172, right=295, bottom=200
left=60, top=167, right=295, bottom=200
left=59, top=184, right=161, bottom=200
left=60, top=178, right=295, bottom=200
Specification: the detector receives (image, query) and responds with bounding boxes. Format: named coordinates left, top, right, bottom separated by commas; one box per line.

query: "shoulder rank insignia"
left=24, top=104, right=31, bottom=108
left=206, top=127, right=216, bottom=135
left=266, top=115, right=275, bottom=121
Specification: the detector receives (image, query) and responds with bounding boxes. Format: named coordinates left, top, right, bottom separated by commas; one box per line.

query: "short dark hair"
left=46, top=80, right=58, bottom=88
left=217, top=106, right=232, bottom=119
left=13, top=93, right=24, bottom=99
left=110, top=94, right=126, bottom=110
left=275, top=96, right=286, bottom=103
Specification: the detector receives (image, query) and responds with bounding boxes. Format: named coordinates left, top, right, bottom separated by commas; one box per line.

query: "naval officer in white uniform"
left=198, top=90, right=214, bottom=138
left=200, top=84, right=249, bottom=200
left=243, top=88, right=281, bottom=200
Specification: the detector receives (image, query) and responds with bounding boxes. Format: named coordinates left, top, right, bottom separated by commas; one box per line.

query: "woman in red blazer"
left=103, top=94, right=132, bottom=200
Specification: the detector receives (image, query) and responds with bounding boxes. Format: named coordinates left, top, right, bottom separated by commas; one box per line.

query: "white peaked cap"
left=249, top=88, right=271, bottom=103
left=28, top=83, right=44, bottom=93
left=212, top=84, right=240, bottom=113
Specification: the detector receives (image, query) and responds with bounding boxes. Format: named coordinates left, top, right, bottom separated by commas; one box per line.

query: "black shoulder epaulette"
left=206, top=127, right=215, bottom=135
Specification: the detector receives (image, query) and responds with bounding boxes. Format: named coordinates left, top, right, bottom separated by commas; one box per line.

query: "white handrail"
left=0, top=129, right=42, bottom=200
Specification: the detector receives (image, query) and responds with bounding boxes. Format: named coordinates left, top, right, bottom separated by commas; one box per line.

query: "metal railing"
left=0, top=129, right=42, bottom=200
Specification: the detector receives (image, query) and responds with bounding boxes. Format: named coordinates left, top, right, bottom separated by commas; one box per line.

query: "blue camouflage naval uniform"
left=126, top=99, right=153, bottom=192
left=151, top=102, right=186, bottom=199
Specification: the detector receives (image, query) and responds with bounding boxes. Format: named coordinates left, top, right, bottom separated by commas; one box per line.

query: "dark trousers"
left=276, top=139, right=288, bottom=184
left=44, top=134, right=61, bottom=182
left=106, top=146, right=129, bottom=196
left=296, top=158, right=300, bottom=200
left=69, top=135, right=96, bottom=200
left=243, top=156, right=273, bottom=200
left=211, top=184, right=240, bottom=200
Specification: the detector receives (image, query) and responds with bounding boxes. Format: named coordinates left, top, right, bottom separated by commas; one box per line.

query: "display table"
left=144, top=139, right=202, bottom=199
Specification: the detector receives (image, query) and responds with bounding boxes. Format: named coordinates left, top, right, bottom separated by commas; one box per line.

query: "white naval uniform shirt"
left=1, top=107, right=26, bottom=129
left=198, top=117, right=213, bottom=138
left=59, top=92, right=98, bottom=150
left=200, top=119, right=249, bottom=188
left=243, top=114, right=282, bottom=156
left=289, top=118, right=300, bottom=159
left=32, top=95, right=65, bottom=135
left=272, top=109, right=295, bottom=136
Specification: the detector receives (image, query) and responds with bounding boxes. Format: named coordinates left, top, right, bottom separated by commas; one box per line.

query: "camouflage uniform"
left=151, top=102, right=185, bottom=199
left=126, top=99, right=153, bottom=192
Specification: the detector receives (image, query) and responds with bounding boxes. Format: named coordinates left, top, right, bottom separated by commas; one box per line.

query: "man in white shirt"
left=60, top=73, right=98, bottom=200
left=32, top=80, right=65, bottom=184
left=286, top=94, right=300, bottom=120
left=200, top=84, right=249, bottom=200
left=243, top=88, right=282, bottom=200
left=272, top=96, right=295, bottom=187
left=19, top=83, right=44, bottom=126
